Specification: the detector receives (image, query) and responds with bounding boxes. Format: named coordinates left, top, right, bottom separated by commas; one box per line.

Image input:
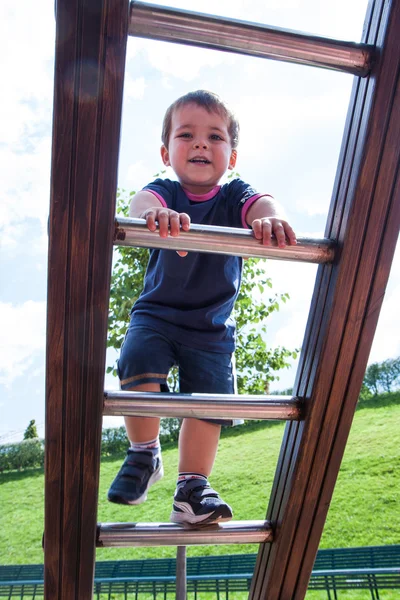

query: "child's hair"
left=162, top=90, right=240, bottom=150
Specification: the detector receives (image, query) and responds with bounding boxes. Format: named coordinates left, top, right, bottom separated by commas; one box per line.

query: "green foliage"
left=23, top=419, right=38, bottom=440
left=101, top=426, right=129, bottom=456
left=101, top=420, right=180, bottom=456
left=362, top=356, right=400, bottom=397
left=358, top=382, right=373, bottom=403
left=107, top=189, right=298, bottom=392
left=0, top=439, right=44, bottom=472
left=357, top=390, right=400, bottom=411
left=0, top=422, right=182, bottom=472
left=3, top=389, right=396, bottom=473
left=377, top=357, right=400, bottom=392
left=234, top=257, right=298, bottom=393
left=159, top=418, right=181, bottom=443
left=271, top=387, right=294, bottom=396
left=107, top=189, right=149, bottom=370
left=364, top=363, right=381, bottom=396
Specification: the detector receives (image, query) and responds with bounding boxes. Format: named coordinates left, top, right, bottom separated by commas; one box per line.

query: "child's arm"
left=130, top=190, right=191, bottom=256
left=245, top=196, right=297, bottom=248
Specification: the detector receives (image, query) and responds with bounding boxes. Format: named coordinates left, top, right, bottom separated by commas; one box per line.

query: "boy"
left=108, top=90, right=296, bottom=526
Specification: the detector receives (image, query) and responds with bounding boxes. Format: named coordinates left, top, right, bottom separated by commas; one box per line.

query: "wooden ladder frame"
left=44, top=0, right=400, bottom=598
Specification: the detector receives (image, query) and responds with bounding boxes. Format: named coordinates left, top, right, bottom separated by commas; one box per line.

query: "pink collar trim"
left=183, top=185, right=221, bottom=202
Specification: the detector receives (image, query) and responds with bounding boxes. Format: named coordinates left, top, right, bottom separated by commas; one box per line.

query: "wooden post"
left=250, top=0, right=400, bottom=597
left=44, top=1, right=128, bottom=598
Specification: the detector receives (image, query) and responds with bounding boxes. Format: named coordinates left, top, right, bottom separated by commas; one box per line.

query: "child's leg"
left=124, top=382, right=161, bottom=443
left=171, top=419, right=232, bottom=525
left=170, top=346, right=235, bottom=526
left=108, top=325, right=176, bottom=505
left=178, top=418, right=221, bottom=476
left=108, top=383, right=164, bottom=505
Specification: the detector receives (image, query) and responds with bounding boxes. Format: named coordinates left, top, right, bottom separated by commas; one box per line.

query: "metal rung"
left=114, top=218, right=335, bottom=264
left=129, top=1, right=372, bottom=76
left=104, top=391, right=302, bottom=421
left=97, top=520, right=272, bottom=547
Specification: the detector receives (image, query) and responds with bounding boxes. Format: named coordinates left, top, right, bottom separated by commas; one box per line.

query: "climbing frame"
left=45, top=1, right=400, bottom=598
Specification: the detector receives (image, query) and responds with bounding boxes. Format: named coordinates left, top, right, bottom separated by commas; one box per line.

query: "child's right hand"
left=139, top=207, right=191, bottom=257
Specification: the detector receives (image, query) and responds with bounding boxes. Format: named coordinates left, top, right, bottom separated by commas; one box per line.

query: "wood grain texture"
left=44, top=1, right=128, bottom=598
left=250, top=0, right=400, bottom=598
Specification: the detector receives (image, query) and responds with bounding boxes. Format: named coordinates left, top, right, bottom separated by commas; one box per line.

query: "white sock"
left=177, top=472, right=207, bottom=488
left=130, top=437, right=161, bottom=457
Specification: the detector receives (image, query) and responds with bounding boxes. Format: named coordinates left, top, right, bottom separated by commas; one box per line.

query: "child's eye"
left=210, top=134, right=223, bottom=141
left=178, top=133, right=192, bottom=139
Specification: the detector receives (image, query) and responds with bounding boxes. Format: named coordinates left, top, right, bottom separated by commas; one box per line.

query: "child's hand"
left=139, top=207, right=191, bottom=257
left=251, top=217, right=297, bottom=248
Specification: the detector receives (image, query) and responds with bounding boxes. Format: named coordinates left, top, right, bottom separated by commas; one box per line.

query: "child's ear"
left=161, top=145, right=171, bottom=166
left=228, top=149, right=237, bottom=170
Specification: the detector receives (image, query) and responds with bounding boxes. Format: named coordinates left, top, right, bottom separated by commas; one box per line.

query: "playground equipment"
left=3, top=546, right=400, bottom=598
left=44, top=1, right=400, bottom=598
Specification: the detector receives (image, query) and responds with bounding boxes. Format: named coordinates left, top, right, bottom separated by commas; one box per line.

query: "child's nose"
left=193, top=140, right=208, bottom=150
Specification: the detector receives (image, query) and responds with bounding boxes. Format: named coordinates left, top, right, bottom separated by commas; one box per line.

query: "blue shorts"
left=118, top=324, right=239, bottom=426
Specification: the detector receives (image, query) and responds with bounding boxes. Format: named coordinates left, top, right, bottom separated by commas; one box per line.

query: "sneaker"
left=107, top=450, right=163, bottom=505
left=170, top=479, right=233, bottom=526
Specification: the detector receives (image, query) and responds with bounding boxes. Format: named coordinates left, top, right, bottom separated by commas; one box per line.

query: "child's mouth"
left=189, top=158, right=211, bottom=164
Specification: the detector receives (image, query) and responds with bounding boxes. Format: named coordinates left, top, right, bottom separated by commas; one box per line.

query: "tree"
left=363, top=357, right=400, bottom=396
left=23, top=419, right=38, bottom=440
left=363, top=362, right=381, bottom=396
left=378, top=357, right=400, bottom=393
left=234, top=257, right=298, bottom=393
left=107, top=188, right=298, bottom=393
left=108, top=189, right=148, bottom=355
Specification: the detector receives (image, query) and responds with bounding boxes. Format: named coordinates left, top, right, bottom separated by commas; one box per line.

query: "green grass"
left=5, top=592, right=399, bottom=600
left=1, top=396, right=399, bottom=582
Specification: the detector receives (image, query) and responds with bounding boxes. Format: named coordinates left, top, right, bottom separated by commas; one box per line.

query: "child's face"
left=161, top=103, right=237, bottom=195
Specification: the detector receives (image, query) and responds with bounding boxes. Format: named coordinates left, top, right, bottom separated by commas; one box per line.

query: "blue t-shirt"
left=130, top=178, right=263, bottom=353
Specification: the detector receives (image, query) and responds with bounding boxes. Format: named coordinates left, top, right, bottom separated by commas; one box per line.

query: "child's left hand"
left=251, top=216, right=297, bottom=248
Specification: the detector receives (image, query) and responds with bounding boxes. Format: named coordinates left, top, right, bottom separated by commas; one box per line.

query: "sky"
left=1, top=0, right=399, bottom=442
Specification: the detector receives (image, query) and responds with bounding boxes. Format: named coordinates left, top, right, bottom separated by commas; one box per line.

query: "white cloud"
left=0, top=136, right=52, bottom=228
left=368, top=243, right=400, bottom=363
left=369, top=283, right=400, bottom=363
left=0, top=0, right=392, bottom=434
left=233, top=85, right=350, bottom=159
left=0, top=219, right=47, bottom=253
left=127, top=0, right=369, bottom=85
left=0, top=2, right=53, bottom=240
left=0, top=301, right=46, bottom=386
left=124, top=75, right=146, bottom=100
left=126, top=39, right=139, bottom=62
left=0, top=3, right=54, bottom=107
left=103, top=415, right=125, bottom=429
left=270, top=240, right=400, bottom=382
left=103, top=350, right=124, bottom=429
left=292, top=164, right=340, bottom=217
left=142, top=0, right=367, bottom=39
left=266, top=260, right=317, bottom=345
left=125, top=160, right=161, bottom=190
left=297, top=230, right=326, bottom=239
left=128, top=37, right=237, bottom=81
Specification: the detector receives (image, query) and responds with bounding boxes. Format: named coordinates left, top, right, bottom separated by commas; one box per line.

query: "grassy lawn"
left=6, top=592, right=399, bottom=600
left=1, top=396, right=399, bottom=597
